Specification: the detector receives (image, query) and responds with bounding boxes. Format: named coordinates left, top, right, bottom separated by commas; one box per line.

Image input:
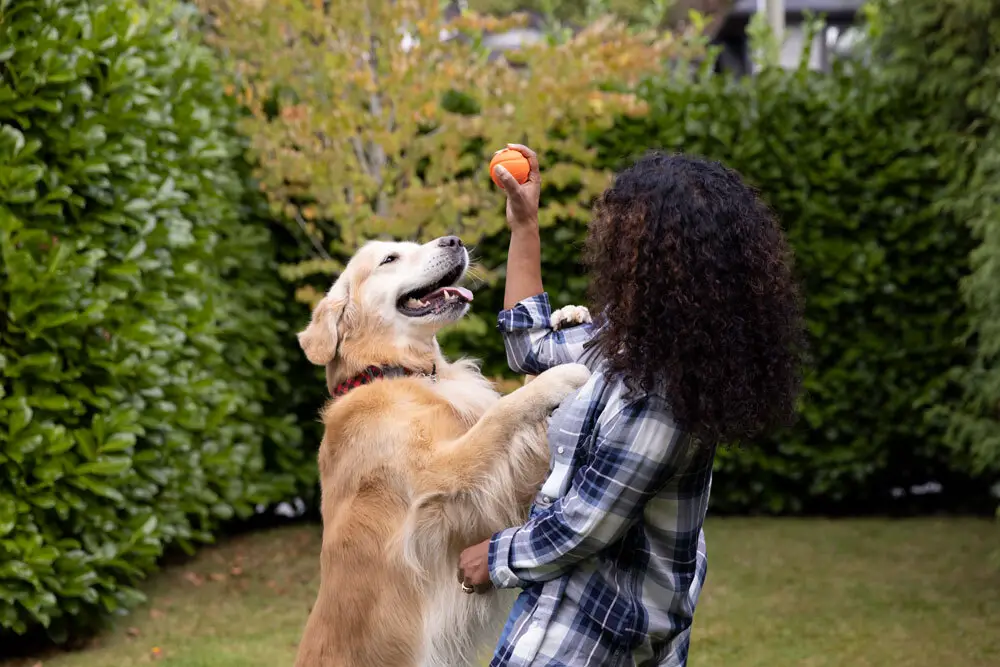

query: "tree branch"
left=364, top=4, right=389, bottom=217
left=294, top=209, right=333, bottom=261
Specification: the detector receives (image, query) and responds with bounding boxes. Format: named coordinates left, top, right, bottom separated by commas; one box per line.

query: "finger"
left=505, top=143, right=539, bottom=181
left=457, top=567, right=465, bottom=584
left=493, top=165, right=523, bottom=193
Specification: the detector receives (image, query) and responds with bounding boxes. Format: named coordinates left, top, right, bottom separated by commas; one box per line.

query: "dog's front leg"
left=401, top=363, right=590, bottom=571
left=523, top=304, right=592, bottom=386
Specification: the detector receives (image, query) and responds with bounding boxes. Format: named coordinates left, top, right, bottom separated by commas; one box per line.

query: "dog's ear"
left=298, top=280, right=349, bottom=366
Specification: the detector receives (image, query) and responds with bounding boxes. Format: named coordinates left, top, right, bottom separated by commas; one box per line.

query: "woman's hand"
left=493, top=143, right=540, bottom=231
left=457, top=539, right=493, bottom=594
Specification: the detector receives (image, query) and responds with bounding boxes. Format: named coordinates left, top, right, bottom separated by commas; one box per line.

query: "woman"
left=458, top=145, right=806, bottom=666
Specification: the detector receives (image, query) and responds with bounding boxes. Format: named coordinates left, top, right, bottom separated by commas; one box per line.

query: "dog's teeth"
left=406, top=298, right=423, bottom=308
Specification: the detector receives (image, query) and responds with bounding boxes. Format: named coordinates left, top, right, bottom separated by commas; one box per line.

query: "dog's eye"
left=379, top=254, right=399, bottom=267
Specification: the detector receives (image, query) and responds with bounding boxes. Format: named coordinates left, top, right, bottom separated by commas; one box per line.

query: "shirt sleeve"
left=487, top=395, right=686, bottom=588
left=497, top=292, right=596, bottom=375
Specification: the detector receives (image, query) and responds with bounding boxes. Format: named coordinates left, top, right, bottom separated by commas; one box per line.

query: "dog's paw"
left=550, top=305, right=592, bottom=331
left=530, top=363, right=591, bottom=409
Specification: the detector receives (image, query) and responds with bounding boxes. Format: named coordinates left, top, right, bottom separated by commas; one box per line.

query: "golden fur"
left=293, top=238, right=590, bottom=667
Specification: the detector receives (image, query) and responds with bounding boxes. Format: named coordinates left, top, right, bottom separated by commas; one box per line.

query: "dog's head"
left=297, top=236, right=472, bottom=379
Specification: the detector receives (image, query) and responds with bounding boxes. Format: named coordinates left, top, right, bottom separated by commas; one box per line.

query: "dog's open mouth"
left=396, top=264, right=473, bottom=318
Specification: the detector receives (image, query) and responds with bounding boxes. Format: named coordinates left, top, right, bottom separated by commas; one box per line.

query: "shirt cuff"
left=496, top=292, right=552, bottom=333
left=488, top=527, right=527, bottom=589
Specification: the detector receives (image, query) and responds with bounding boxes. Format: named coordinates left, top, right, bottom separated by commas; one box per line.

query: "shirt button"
left=557, top=446, right=565, bottom=455
left=542, top=496, right=551, bottom=504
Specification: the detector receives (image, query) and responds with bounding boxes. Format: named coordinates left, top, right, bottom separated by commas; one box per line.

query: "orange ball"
left=489, top=149, right=530, bottom=189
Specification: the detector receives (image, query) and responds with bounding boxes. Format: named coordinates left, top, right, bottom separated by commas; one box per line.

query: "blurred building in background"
left=715, top=0, right=864, bottom=74
left=455, top=0, right=864, bottom=74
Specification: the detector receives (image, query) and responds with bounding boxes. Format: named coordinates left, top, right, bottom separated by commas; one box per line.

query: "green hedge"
left=865, top=0, right=1000, bottom=484
left=0, top=0, right=307, bottom=639
left=444, top=57, right=979, bottom=513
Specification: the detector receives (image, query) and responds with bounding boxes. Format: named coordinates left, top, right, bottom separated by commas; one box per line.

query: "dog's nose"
left=437, top=235, right=464, bottom=249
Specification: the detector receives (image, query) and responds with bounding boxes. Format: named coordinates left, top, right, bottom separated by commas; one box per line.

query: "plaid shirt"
left=487, top=293, right=715, bottom=667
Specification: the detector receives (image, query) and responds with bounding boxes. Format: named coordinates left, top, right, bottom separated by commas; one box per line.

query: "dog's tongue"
left=443, top=286, right=474, bottom=302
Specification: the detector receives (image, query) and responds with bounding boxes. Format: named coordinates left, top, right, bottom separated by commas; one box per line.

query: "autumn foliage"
left=198, top=0, right=706, bottom=305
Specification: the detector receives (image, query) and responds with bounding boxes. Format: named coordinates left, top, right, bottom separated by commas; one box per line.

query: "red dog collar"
left=331, top=364, right=436, bottom=398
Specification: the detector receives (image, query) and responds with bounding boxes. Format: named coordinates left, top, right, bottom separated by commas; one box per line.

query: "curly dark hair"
left=583, top=152, right=806, bottom=446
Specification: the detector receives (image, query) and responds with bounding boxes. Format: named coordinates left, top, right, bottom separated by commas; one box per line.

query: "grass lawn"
left=3, top=518, right=998, bottom=667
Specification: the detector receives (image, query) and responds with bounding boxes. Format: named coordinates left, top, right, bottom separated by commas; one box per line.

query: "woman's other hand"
left=457, top=539, right=493, bottom=594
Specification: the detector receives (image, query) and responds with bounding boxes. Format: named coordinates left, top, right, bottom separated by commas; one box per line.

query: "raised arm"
left=493, top=144, right=595, bottom=374
left=493, top=143, right=543, bottom=310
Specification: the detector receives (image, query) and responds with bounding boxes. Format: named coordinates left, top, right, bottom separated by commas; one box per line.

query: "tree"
left=468, top=0, right=661, bottom=26
left=467, top=0, right=733, bottom=33
left=197, top=0, right=705, bottom=306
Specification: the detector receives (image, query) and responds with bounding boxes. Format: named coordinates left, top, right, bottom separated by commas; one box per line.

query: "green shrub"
left=867, top=0, right=1000, bottom=485
left=0, top=0, right=307, bottom=639
left=446, top=55, right=980, bottom=513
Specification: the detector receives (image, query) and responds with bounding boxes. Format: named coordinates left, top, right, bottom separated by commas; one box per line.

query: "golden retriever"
left=293, top=235, right=591, bottom=667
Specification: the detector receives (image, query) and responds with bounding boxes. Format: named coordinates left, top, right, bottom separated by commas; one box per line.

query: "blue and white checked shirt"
left=487, top=293, right=715, bottom=667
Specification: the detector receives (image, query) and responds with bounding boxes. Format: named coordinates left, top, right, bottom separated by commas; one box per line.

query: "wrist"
left=510, top=221, right=540, bottom=238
